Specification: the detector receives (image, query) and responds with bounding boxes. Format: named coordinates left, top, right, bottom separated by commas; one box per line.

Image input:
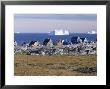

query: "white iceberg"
left=88, top=30, right=97, bottom=34
left=15, top=32, right=20, bottom=34
left=49, top=29, right=69, bottom=35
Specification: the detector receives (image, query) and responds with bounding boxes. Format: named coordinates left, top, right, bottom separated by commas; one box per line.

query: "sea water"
left=14, top=33, right=97, bottom=45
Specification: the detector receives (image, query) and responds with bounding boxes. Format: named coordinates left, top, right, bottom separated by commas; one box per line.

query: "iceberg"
left=88, top=30, right=97, bottom=34
left=15, top=32, right=20, bottom=34
left=49, top=29, right=69, bottom=35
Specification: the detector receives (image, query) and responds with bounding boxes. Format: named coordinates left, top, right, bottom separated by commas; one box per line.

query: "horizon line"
left=14, top=32, right=97, bottom=34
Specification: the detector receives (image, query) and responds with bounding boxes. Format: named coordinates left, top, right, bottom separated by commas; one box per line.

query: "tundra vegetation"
left=14, top=55, right=96, bottom=76
left=14, top=37, right=97, bottom=76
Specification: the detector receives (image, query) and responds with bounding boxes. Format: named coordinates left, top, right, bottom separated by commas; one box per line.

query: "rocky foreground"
left=14, top=42, right=97, bottom=56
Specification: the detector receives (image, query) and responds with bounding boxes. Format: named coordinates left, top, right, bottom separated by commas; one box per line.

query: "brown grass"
left=14, top=55, right=97, bottom=76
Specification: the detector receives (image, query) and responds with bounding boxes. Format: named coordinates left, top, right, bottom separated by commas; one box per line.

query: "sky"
left=14, top=14, right=97, bottom=33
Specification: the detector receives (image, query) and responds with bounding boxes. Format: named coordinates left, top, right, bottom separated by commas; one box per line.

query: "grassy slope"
left=14, top=55, right=97, bottom=76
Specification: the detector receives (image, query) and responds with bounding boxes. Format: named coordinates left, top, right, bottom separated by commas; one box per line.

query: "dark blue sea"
left=14, top=33, right=97, bottom=45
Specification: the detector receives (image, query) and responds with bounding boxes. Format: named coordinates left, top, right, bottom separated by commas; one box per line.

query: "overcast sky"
left=14, top=14, right=97, bottom=33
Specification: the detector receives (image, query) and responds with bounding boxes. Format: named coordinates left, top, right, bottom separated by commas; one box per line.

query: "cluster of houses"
left=14, top=36, right=97, bottom=56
